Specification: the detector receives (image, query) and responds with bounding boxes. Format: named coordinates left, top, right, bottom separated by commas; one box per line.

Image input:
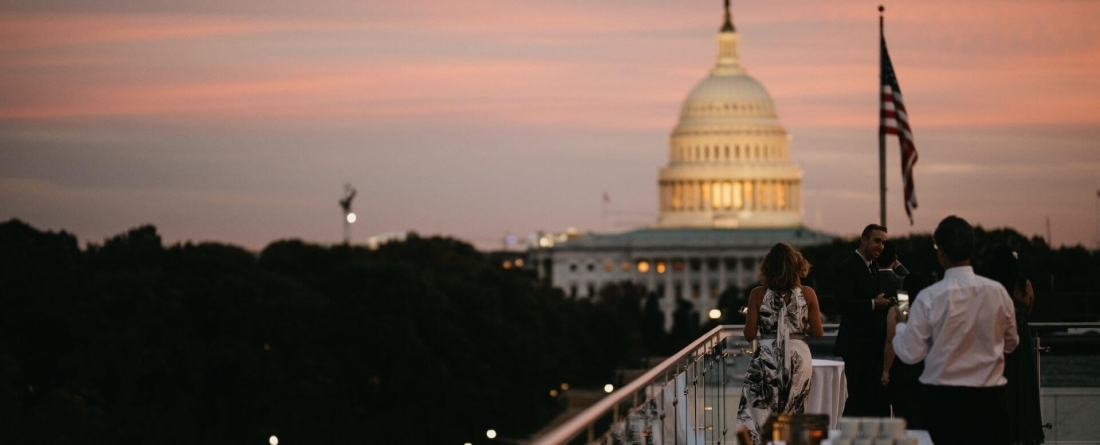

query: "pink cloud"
left=1, top=1, right=1098, bottom=131
left=0, top=48, right=687, bottom=129
left=0, top=13, right=320, bottom=50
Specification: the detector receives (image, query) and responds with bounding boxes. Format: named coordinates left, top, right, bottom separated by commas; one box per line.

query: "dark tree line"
left=2, top=218, right=1096, bottom=445
left=0, top=219, right=653, bottom=445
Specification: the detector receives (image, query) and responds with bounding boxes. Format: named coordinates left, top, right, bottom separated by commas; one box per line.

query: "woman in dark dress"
left=882, top=272, right=931, bottom=430
left=985, top=245, right=1045, bottom=445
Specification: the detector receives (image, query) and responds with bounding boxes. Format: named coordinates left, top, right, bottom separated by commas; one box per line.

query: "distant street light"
left=486, top=429, right=498, bottom=439
left=604, top=384, right=614, bottom=393
left=708, top=309, right=722, bottom=320
left=269, top=435, right=279, bottom=445
left=339, top=183, right=357, bottom=244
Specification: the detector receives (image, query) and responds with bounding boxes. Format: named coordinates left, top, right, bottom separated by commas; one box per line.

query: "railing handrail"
left=531, top=324, right=738, bottom=445
left=1030, top=322, right=1100, bottom=328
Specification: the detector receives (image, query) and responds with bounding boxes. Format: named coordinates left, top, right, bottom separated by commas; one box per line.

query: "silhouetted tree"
left=716, top=284, right=746, bottom=325
left=669, top=298, right=701, bottom=351
left=641, top=292, right=668, bottom=354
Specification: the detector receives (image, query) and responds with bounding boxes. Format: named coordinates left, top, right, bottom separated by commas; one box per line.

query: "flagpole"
left=878, top=5, right=887, bottom=227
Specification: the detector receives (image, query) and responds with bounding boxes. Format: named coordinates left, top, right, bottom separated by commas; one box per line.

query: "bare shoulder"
left=748, top=286, right=766, bottom=302
left=800, top=285, right=819, bottom=301
left=886, top=306, right=899, bottom=322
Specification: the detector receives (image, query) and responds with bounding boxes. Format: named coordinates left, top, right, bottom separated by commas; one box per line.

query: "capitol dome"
left=655, top=6, right=804, bottom=229
left=679, top=74, right=779, bottom=125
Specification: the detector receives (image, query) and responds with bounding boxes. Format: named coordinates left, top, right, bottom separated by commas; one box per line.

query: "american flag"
left=880, top=37, right=919, bottom=224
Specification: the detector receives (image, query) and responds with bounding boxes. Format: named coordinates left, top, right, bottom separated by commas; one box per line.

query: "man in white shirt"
left=893, top=216, right=1018, bottom=445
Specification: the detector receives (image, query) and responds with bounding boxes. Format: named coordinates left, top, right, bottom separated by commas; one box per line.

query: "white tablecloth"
left=807, top=359, right=847, bottom=429
left=823, top=429, right=934, bottom=445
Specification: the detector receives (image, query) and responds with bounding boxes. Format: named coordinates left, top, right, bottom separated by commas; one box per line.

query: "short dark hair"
left=933, top=215, right=974, bottom=262
left=861, top=224, right=887, bottom=239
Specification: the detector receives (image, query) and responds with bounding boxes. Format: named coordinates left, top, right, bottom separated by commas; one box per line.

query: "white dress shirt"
left=893, top=265, right=1019, bottom=387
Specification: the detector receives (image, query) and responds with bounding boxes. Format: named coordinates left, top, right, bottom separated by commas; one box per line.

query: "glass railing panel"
left=547, top=326, right=752, bottom=445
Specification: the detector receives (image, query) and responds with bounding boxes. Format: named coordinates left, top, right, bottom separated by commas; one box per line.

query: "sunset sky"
left=2, top=0, right=1098, bottom=251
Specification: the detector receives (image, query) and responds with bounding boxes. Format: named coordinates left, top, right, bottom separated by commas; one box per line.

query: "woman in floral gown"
left=737, top=243, right=825, bottom=445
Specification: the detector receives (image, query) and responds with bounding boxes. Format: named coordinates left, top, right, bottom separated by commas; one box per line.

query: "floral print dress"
left=737, top=287, right=813, bottom=445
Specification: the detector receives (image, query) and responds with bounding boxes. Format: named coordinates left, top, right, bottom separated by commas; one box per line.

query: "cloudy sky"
left=2, top=0, right=1098, bottom=250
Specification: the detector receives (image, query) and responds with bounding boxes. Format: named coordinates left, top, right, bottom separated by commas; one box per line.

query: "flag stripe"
left=879, top=37, right=919, bottom=224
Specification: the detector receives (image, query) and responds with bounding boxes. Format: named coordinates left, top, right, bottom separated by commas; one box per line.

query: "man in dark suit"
left=834, top=224, right=893, bottom=416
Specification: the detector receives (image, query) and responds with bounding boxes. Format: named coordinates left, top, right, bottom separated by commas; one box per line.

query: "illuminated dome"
left=679, top=74, right=780, bottom=125
left=656, top=5, right=803, bottom=229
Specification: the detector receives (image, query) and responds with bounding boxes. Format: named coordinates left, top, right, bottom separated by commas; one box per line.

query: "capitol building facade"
left=528, top=6, right=832, bottom=328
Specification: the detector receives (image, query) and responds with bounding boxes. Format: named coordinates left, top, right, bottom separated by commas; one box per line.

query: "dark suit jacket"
left=833, top=252, right=887, bottom=359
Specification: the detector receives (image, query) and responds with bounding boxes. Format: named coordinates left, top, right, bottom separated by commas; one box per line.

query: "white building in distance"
left=528, top=4, right=833, bottom=328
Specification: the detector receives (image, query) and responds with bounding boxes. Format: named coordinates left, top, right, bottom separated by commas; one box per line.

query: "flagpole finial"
left=879, top=5, right=884, bottom=36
